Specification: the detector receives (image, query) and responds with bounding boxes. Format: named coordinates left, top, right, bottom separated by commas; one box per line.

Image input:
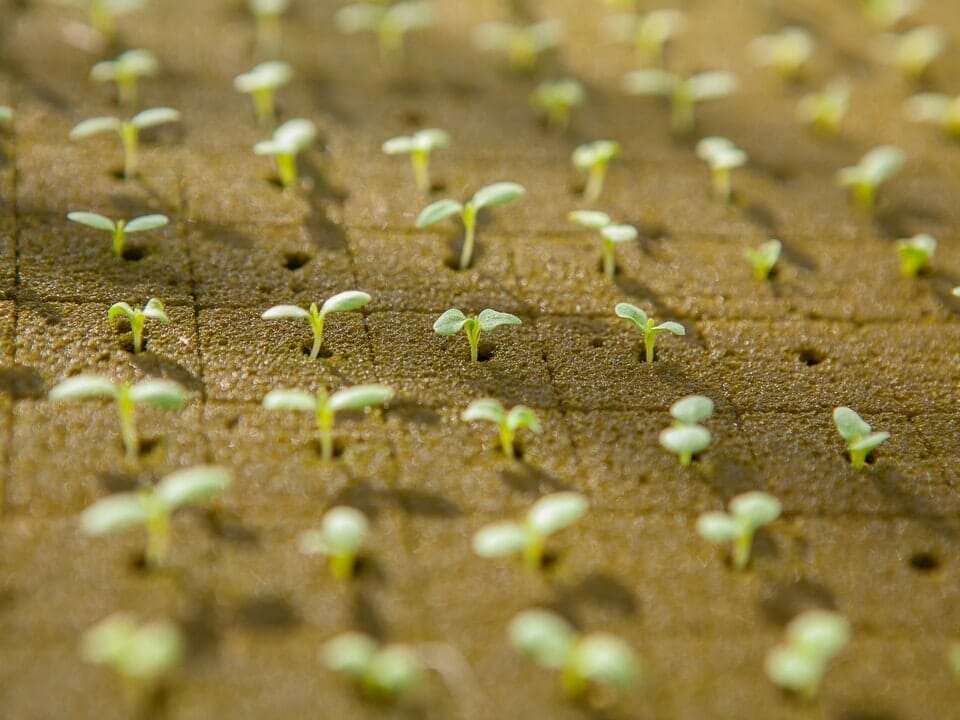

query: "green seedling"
left=746, top=239, right=782, bottom=280
left=473, top=492, right=588, bottom=571
left=833, top=406, right=889, bottom=470
left=696, top=491, right=782, bottom=570
left=254, top=118, right=316, bottom=189
left=509, top=609, right=640, bottom=700
left=472, top=19, right=564, bottom=73
left=696, top=137, right=747, bottom=203
left=622, top=69, right=738, bottom=135
left=335, top=1, right=434, bottom=63
left=248, top=0, right=290, bottom=56
left=882, top=26, right=946, bottom=80
left=904, top=93, right=960, bottom=137
left=323, top=632, right=424, bottom=701
left=299, top=506, right=369, bottom=580
left=765, top=610, right=850, bottom=700
left=861, top=0, right=920, bottom=28
left=81, top=465, right=230, bottom=567
left=568, top=210, right=637, bottom=279
left=952, top=287, right=960, bottom=298
left=58, top=0, right=148, bottom=41
left=91, top=49, right=159, bottom=107
left=263, top=385, right=394, bottom=461
left=108, top=298, right=169, bottom=353
left=67, top=211, right=169, bottom=259
left=0, top=106, right=11, bottom=125
left=234, top=61, right=293, bottom=126
left=572, top=140, right=620, bottom=204
left=382, top=128, right=451, bottom=196
left=748, top=27, right=814, bottom=80
left=461, top=398, right=541, bottom=459
left=69, top=108, right=181, bottom=179
left=615, top=302, right=684, bottom=362
left=417, top=182, right=525, bottom=270
left=530, top=79, right=585, bottom=131
left=660, top=395, right=714, bottom=467
left=262, top=291, right=371, bottom=360
left=669, top=395, right=714, bottom=427
left=80, top=613, right=184, bottom=716
left=896, top=233, right=935, bottom=277
left=797, top=81, right=850, bottom=134
left=603, top=9, right=686, bottom=67
left=48, top=375, right=187, bottom=462
left=836, top=145, right=904, bottom=208
left=433, top=308, right=521, bottom=363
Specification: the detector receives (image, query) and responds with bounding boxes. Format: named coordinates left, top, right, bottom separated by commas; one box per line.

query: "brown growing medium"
left=0, top=0, right=959, bottom=718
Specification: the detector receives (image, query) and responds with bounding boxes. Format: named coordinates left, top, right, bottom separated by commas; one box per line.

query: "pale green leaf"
left=81, top=494, right=149, bottom=535
left=263, top=389, right=318, bottom=412
left=472, top=182, right=525, bottom=210
left=472, top=522, right=529, bottom=557
left=833, top=406, right=871, bottom=441
left=366, top=645, right=423, bottom=697
left=688, top=71, right=739, bottom=101
left=568, top=210, right=611, bottom=229
left=508, top=609, right=577, bottom=669
left=572, top=634, right=641, bottom=691
left=506, top=406, right=542, bottom=434
left=729, top=491, right=782, bottom=528
left=155, top=465, right=230, bottom=509
left=477, top=309, right=522, bottom=332
left=433, top=308, right=468, bottom=335
left=601, top=224, right=638, bottom=244
left=382, top=136, right=415, bottom=154
left=787, top=610, right=850, bottom=659
left=849, top=431, right=890, bottom=453
left=130, top=107, right=181, bottom=129
left=621, top=68, right=676, bottom=96
left=653, top=321, right=685, bottom=336
left=233, top=61, right=293, bottom=92
left=321, top=290, right=371, bottom=315
left=659, top=426, right=711, bottom=456
left=262, top=304, right=311, bottom=320
left=696, top=512, right=743, bottom=543
left=129, top=380, right=187, bottom=409
left=416, top=199, right=463, bottom=227
left=461, top=398, right=506, bottom=425
left=49, top=375, right=118, bottom=401
left=124, top=214, right=169, bottom=233
left=70, top=117, right=122, bottom=139
left=328, top=384, right=394, bottom=412
left=319, top=506, right=368, bottom=554
left=68, top=211, right=116, bottom=232
left=120, top=621, right=184, bottom=679
left=335, top=3, right=386, bottom=34
left=142, top=298, right=169, bottom=322
left=108, top=302, right=135, bottom=322
left=614, top=302, right=648, bottom=329
left=527, top=492, right=588, bottom=536
left=322, top=632, right=378, bottom=677
left=670, top=395, right=713, bottom=425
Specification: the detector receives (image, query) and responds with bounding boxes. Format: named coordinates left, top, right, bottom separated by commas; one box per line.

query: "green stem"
left=849, top=448, right=867, bottom=470
left=255, top=15, right=281, bottom=57
left=411, top=151, right=430, bottom=195
left=330, top=552, right=355, bottom=581
left=112, top=221, right=127, bottom=258
left=90, top=0, right=115, bottom=40
left=277, top=153, right=298, bottom=188
left=130, top=313, right=145, bottom=353
left=121, top=674, right=154, bottom=719
left=561, top=664, right=588, bottom=699
left=671, top=88, right=695, bottom=135
left=713, top=168, right=732, bottom=203
left=732, top=534, right=752, bottom=570
left=548, top=105, right=570, bottom=131
left=679, top=451, right=692, bottom=467
left=317, top=405, right=335, bottom=461
left=853, top=183, right=875, bottom=209
left=117, top=385, right=138, bottom=463
left=499, top=424, right=516, bottom=459
left=145, top=511, right=170, bottom=568
left=522, top=536, right=544, bottom=572
left=602, top=239, right=616, bottom=280
left=460, top=205, right=477, bottom=270
left=584, top=163, right=606, bottom=204
left=121, top=123, right=139, bottom=179
left=117, top=76, right=137, bottom=108
left=252, top=89, right=275, bottom=126
left=309, top=313, right=325, bottom=360
left=644, top=332, right=656, bottom=363
left=378, top=27, right=404, bottom=65
left=465, top=322, right=481, bottom=363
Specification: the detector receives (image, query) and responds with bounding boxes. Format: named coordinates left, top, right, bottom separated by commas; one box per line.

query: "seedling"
left=323, top=632, right=423, bottom=701
left=882, top=26, right=946, bottom=80
left=335, top=1, right=434, bottom=63
left=262, top=384, right=394, bottom=461
left=48, top=375, right=187, bottom=462
left=473, top=492, right=588, bottom=571
left=461, top=398, right=541, bottom=459
left=904, top=93, right=960, bottom=137
left=69, top=108, right=181, bottom=179
left=299, top=506, right=369, bottom=580
left=745, top=239, right=782, bottom=281
left=530, top=79, right=585, bottom=131
left=234, top=61, right=293, bottom=126
left=248, top=0, right=289, bottom=56
left=622, top=69, right=738, bottom=134
left=836, top=145, right=904, bottom=208
left=896, top=233, right=935, bottom=277
left=696, top=137, right=747, bottom=203
left=433, top=308, right=521, bottom=363
left=417, top=182, right=525, bottom=270
left=58, top=0, right=148, bottom=41
left=765, top=610, right=850, bottom=700
left=90, top=49, right=159, bottom=107
left=747, top=27, right=813, bottom=80
left=567, top=210, right=637, bottom=279
left=696, top=491, right=782, bottom=570
left=603, top=9, right=686, bottom=66
left=108, top=298, right=169, bottom=353
left=472, top=19, right=564, bottom=73
left=615, top=302, right=684, bottom=362
left=254, top=118, right=317, bottom=189
left=382, top=128, right=451, bottom=196
left=660, top=395, right=713, bottom=467
left=0, top=106, right=11, bottom=124
left=262, top=291, right=371, bottom=360
left=861, top=0, right=920, bottom=28
left=669, top=395, right=714, bottom=426
left=572, top=140, right=620, bottom=204
left=797, top=81, right=850, bottom=134
left=833, top=406, right=889, bottom=470
left=81, top=465, right=230, bottom=567
left=67, top=211, right=168, bottom=259
left=508, top=609, right=640, bottom=699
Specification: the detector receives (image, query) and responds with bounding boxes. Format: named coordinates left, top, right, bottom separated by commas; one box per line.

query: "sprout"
left=433, top=308, right=521, bottom=363
left=660, top=396, right=713, bottom=467
left=572, top=140, right=620, bottom=204
left=234, top=61, right=293, bottom=126
left=66, top=211, right=169, bottom=258
left=765, top=610, right=850, bottom=700
left=836, top=145, right=904, bottom=208
left=603, top=9, right=686, bottom=67
left=472, top=19, right=564, bottom=73
left=335, top=1, right=434, bottom=63
left=797, top=81, right=851, bottom=134
left=861, top=0, right=921, bottom=28
left=461, top=398, right=541, bottom=459
left=747, top=27, right=814, bottom=80
left=696, top=137, right=747, bottom=203
left=248, top=0, right=290, bottom=56
left=622, top=69, right=738, bottom=135
left=261, top=291, right=371, bottom=360
left=745, top=239, right=782, bottom=281
left=882, top=26, right=946, bottom=80
left=108, top=298, right=169, bottom=353
left=614, top=302, right=684, bottom=363
left=669, top=395, right=714, bottom=427
left=299, top=506, right=369, bottom=580
left=567, top=210, right=637, bottom=279
left=81, top=465, right=230, bottom=567
left=508, top=609, right=640, bottom=699
left=382, top=128, right=451, bottom=196
left=833, top=407, right=890, bottom=470
left=0, top=106, right=11, bottom=125
left=904, top=93, right=960, bottom=137
left=473, top=492, right=588, bottom=571
left=58, top=0, right=149, bottom=41
left=416, top=182, right=525, bottom=270
left=262, top=385, right=394, bottom=461
left=530, top=79, right=585, bottom=132
left=69, top=108, right=181, bottom=179
left=253, top=118, right=317, bottom=189
left=896, top=233, right=936, bottom=277
left=322, top=632, right=424, bottom=701
left=696, top=491, right=781, bottom=570
left=48, top=376, right=187, bottom=462
left=90, top=49, right=159, bottom=108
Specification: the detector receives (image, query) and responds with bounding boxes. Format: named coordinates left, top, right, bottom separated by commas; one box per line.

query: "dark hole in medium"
left=569, top=179, right=586, bottom=195
left=590, top=337, right=604, bottom=348
left=122, top=246, right=145, bottom=261
left=283, top=252, right=311, bottom=271
left=909, top=552, right=940, bottom=572
left=476, top=346, right=493, bottom=362
left=430, top=179, right=447, bottom=193
left=442, top=255, right=462, bottom=271
left=224, top=415, right=240, bottom=430
left=130, top=551, right=149, bottom=572
left=797, top=348, right=824, bottom=366
left=301, top=341, right=332, bottom=359
left=120, top=337, right=147, bottom=354
left=401, top=110, right=424, bottom=126
left=309, top=437, right=345, bottom=458
left=138, top=437, right=160, bottom=456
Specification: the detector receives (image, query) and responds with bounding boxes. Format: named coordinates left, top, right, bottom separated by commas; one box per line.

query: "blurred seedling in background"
left=254, top=118, right=317, bottom=189
left=765, top=610, right=850, bottom=700
left=904, top=93, right=960, bottom=138
left=861, top=0, right=921, bottom=28
left=659, top=395, right=713, bottom=467
left=91, top=49, right=159, bottom=107
left=434, top=308, right=522, bottom=363
left=568, top=211, right=637, bottom=279
left=48, top=376, right=187, bottom=462
left=696, top=491, right=781, bottom=570
left=109, top=298, right=169, bottom=353
left=696, top=137, right=747, bottom=203
left=417, top=182, right=525, bottom=270
left=262, top=291, right=371, bottom=360
left=473, top=492, right=588, bottom=571
left=0, top=106, right=11, bottom=125
left=745, top=239, right=782, bottom=281
left=622, top=69, right=739, bottom=135
left=234, top=61, right=293, bottom=126
left=323, top=632, right=424, bottom=701
left=509, top=609, right=641, bottom=700
left=70, top=108, right=181, bottom=179
left=836, top=145, right=904, bottom=208
left=747, top=27, right=814, bottom=81
left=58, top=0, right=148, bottom=42
left=382, top=128, right=450, bottom=196
left=248, top=0, right=290, bottom=56
left=896, top=233, right=935, bottom=277
left=572, top=140, right=620, bottom=204
left=335, top=1, right=434, bottom=63
left=530, top=79, right=585, bottom=131
left=472, top=18, right=564, bottom=73
left=263, top=385, right=395, bottom=461
left=833, top=406, right=889, bottom=470
left=797, top=81, right=850, bottom=134
left=81, top=465, right=230, bottom=568
left=881, top=26, right=946, bottom=80
left=615, top=302, right=684, bottom=362
left=603, top=9, right=686, bottom=67
left=461, top=398, right=541, bottom=459
left=67, top=211, right=168, bottom=259
left=299, top=506, right=369, bottom=580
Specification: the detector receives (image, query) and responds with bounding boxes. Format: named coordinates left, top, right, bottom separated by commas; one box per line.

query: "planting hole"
left=909, top=552, right=939, bottom=572
left=301, top=342, right=332, bottom=359
left=796, top=348, right=824, bottom=366
left=476, top=345, right=494, bottom=362
left=283, top=252, right=311, bottom=271
left=122, top=246, right=145, bottom=262
left=138, top=437, right=160, bottom=456
left=590, top=337, right=604, bottom=348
